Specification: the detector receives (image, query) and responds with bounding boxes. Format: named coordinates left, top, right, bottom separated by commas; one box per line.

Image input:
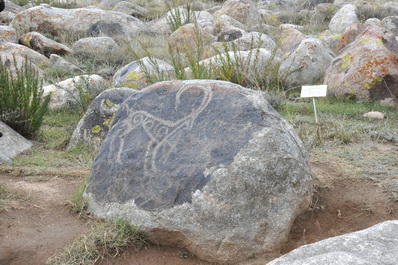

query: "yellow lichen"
left=121, top=71, right=143, bottom=88
left=341, top=53, right=353, bottom=69
left=92, top=125, right=102, bottom=134
left=359, top=37, right=372, bottom=44
left=103, top=113, right=116, bottom=129
left=104, top=98, right=114, bottom=108
left=364, top=76, right=383, bottom=89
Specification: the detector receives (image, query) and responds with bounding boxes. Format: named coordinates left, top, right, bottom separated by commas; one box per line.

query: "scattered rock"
left=379, top=97, right=396, bottom=107
left=217, top=26, right=243, bottom=42
left=329, top=4, right=359, bottom=33
left=112, top=1, right=149, bottom=19
left=215, top=0, right=260, bottom=26
left=97, top=0, right=123, bottom=9
left=193, top=48, right=280, bottom=82
left=151, top=8, right=214, bottom=35
left=325, top=25, right=398, bottom=101
left=214, top=14, right=246, bottom=31
left=335, top=23, right=365, bottom=53
left=318, top=30, right=342, bottom=53
left=19, top=31, right=72, bottom=57
left=364, top=18, right=381, bottom=26
left=363, top=111, right=385, bottom=119
left=42, top=74, right=106, bottom=110
left=234, top=31, right=277, bottom=52
left=113, top=57, right=174, bottom=89
left=69, top=87, right=138, bottom=150
left=267, top=220, right=398, bottom=265
left=279, top=27, right=305, bottom=53
left=168, top=23, right=215, bottom=53
left=85, top=79, right=313, bottom=264
left=72, top=36, right=121, bottom=61
left=279, top=38, right=334, bottom=87
left=0, top=26, right=17, bottom=45
left=381, top=16, right=398, bottom=35
left=0, top=42, right=49, bottom=69
left=48, top=54, right=83, bottom=73
left=11, top=5, right=156, bottom=42
left=0, top=121, right=32, bottom=165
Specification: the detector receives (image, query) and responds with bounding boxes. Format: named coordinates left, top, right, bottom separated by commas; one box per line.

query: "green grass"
left=280, top=98, right=398, bottom=148
left=47, top=219, right=148, bottom=265
left=68, top=175, right=89, bottom=218
left=0, top=184, right=15, bottom=212
left=8, top=109, right=95, bottom=176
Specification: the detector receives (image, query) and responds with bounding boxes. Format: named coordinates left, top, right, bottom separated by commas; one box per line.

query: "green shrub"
left=166, top=0, right=194, bottom=32
left=0, top=58, right=50, bottom=139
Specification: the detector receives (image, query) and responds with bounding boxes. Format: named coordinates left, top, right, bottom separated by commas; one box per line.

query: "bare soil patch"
left=0, top=141, right=397, bottom=265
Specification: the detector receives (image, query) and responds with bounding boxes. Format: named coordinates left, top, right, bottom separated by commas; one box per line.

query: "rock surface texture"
left=0, top=121, right=32, bottom=165
left=69, top=87, right=138, bottom=150
left=43, top=74, right=106, bottom=110
left=324, top=25, right=398, bottom=101
left=10, top=5, right=156, bottom=42
left=279, top=38, right=334, bottom=87
left=267, top=220, right=398, bottom=265
left=113, top=57, right=174, bottom=89
left=0, top=26, right=17, bottom=45
left=19, top=31, right=72, bottom=57
left=215, top=0, right=260, bottom=26
left=72, top=36, right=121, bottom=60
left=85, top=80, right=313, bottom=264
left=329, top=4, right=359, bottom=33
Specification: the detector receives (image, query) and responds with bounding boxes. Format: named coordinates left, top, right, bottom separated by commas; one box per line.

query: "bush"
left=0, top=58, right=50, bottom=139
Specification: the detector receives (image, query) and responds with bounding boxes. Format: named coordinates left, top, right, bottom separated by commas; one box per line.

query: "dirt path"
left=0, top=141, right=397, bottom=265
left=0, top=175, right=90, bottom=265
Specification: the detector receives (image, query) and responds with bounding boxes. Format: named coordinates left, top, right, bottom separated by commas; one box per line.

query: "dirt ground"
left=0, top=141, right=397, bottom=265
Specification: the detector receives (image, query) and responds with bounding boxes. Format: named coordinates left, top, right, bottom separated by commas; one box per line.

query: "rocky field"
left=0, top=0, right=398, bottom=264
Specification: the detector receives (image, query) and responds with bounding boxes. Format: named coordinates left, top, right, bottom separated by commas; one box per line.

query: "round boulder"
left=324, top=25, right=398, bottom=101
left=85, top=80, right=313, bottom=264
left=279, top=38, right=335, bottom=87
left=113, top=57, right=174, bottom=89
left=69, top=87, right=138, bottom=150
left=72, top=36, right=121, bottom=61
left=20, top=31, right=72, bottom=57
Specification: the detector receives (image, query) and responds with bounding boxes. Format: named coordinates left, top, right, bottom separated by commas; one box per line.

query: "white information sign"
left=300, top=85, right=327, bottom=98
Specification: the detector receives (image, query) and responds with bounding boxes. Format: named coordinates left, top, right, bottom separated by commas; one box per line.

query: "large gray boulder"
left=10, top=5, right=156, bottom=42
left=85, top=80, right=313, bottom=264
left=329, top=4, right=358, bottom=33
left=0, top=121, right=32, bottom=165
left=69, top=87, right=138, bottom=150
left=324, top=25, right=398, bottom=101
left=279, top=38, right=335, bottom=87
left=72, top=36, right=121, bottom=61
left=267, top=220, right=398, bottom=265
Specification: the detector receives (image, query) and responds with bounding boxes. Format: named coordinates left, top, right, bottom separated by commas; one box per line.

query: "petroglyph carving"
left=114, top=84, right=213, bottom=174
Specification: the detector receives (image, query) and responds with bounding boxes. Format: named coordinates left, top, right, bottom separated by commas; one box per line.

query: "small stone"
left=363, top=111, right=385, bottom=119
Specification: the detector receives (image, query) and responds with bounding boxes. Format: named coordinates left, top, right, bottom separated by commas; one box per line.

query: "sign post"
left=300, top=85, right=327, bottom=123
